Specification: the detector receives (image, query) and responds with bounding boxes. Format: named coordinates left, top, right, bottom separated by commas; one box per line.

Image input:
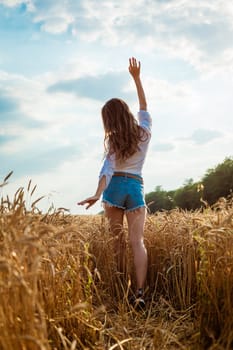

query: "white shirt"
left=99, top=110, right=152, bottom=187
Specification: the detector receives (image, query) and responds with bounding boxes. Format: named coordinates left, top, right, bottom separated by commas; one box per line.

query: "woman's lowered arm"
left=77, top=175, right=106, bottom=210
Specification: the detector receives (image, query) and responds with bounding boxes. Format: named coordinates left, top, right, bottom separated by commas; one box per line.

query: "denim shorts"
left=102, top=172, right=146, bottom=212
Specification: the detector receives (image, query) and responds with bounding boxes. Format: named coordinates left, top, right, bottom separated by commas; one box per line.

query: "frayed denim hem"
left=125, top=204, right=146, bottom=213
left=102, top=200, right=146, bottom=213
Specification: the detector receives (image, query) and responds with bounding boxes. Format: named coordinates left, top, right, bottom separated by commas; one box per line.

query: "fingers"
left=85, top=199, right=97, bottom=210
left=77, top=196, right=98, bottom=210
left=77, top=200, right=93, bottom=210
left=86, top=202, right=94, bottom=209
left=77, top=198, right=92, bottom=206
left=77, top=199, right=87, bottom=205
left=129, top=57, right=140, bottom=68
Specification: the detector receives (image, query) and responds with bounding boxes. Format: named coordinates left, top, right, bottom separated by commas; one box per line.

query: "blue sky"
left=0, top=0, right=232, bottom=214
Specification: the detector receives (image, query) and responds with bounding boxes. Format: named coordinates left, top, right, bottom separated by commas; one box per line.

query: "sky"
left=0, top=0, right=232, bottom=214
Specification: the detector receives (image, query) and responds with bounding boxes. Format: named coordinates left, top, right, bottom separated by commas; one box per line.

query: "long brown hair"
left=101, top=98, right=147, bottom=161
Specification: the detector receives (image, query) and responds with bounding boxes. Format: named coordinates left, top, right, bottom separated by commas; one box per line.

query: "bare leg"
left=104, top=205, right=125, bottom=272
left=126, top=207, right=147, bottom=290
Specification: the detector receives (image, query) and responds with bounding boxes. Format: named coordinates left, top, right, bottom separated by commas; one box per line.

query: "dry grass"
left=0, top=176, right=233, bottom=349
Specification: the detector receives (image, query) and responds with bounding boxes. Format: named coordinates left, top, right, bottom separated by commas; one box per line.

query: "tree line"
left=145, top=157, right=233, bottom=213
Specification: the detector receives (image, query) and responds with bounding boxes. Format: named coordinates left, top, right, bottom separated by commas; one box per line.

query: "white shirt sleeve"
left=138, top=110, right=152, bottom=134
left=99, top=153, right=115, bottom=188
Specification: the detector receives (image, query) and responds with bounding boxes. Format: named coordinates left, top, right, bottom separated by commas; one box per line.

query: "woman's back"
left=114, top=110, right=152, bottom=176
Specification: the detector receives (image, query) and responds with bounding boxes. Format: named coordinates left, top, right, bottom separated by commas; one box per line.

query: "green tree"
left=174, top=181, right=202, bottom=210
left=145, top=157, right=233, bottom=213
left=145, top=186, right=175, bottom=213
left=202, top=157, right=233, bottom=205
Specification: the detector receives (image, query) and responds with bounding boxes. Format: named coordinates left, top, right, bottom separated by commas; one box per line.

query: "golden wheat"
left=0, top=177, right=233, bottom=349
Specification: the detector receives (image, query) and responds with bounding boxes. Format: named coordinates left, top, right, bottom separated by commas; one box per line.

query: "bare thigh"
left=104, top=206, right=125, bottom=272
left=126, top=207, right=146, bottom=244
left=104, top=205, right=124, bottom=235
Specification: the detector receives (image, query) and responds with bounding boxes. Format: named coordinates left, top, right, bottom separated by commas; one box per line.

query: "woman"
left=78, top=57, right=152, bottom=307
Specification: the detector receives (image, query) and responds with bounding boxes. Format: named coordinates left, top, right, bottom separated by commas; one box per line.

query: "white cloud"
left=184, top=128, right=223, bottom=145
left=0, top=0, right=35, bottom=10
left=47, top=71, right=130, bottom=102
left=0, top=68, right=105, bottom=184
left=37, top=13, right=74, bottom=34
left=153, top=142, right=175, bottom=152
left=26, top=0, right=232, bottom=74
left=145, top=77, right=194, bottom=103
left=2, top=0, right=232, bottom=74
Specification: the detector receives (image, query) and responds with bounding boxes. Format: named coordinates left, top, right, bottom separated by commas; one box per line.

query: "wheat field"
left=0, top=176, right=233, bottom=349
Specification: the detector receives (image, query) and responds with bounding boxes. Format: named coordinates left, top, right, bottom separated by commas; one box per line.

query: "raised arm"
left=128, top=57, right=147, bottom=111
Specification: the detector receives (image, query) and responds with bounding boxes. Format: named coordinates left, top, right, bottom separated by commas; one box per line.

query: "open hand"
left=77, top=195, right=100, bottom=210
left=129, top=57, right=141, bottom=80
